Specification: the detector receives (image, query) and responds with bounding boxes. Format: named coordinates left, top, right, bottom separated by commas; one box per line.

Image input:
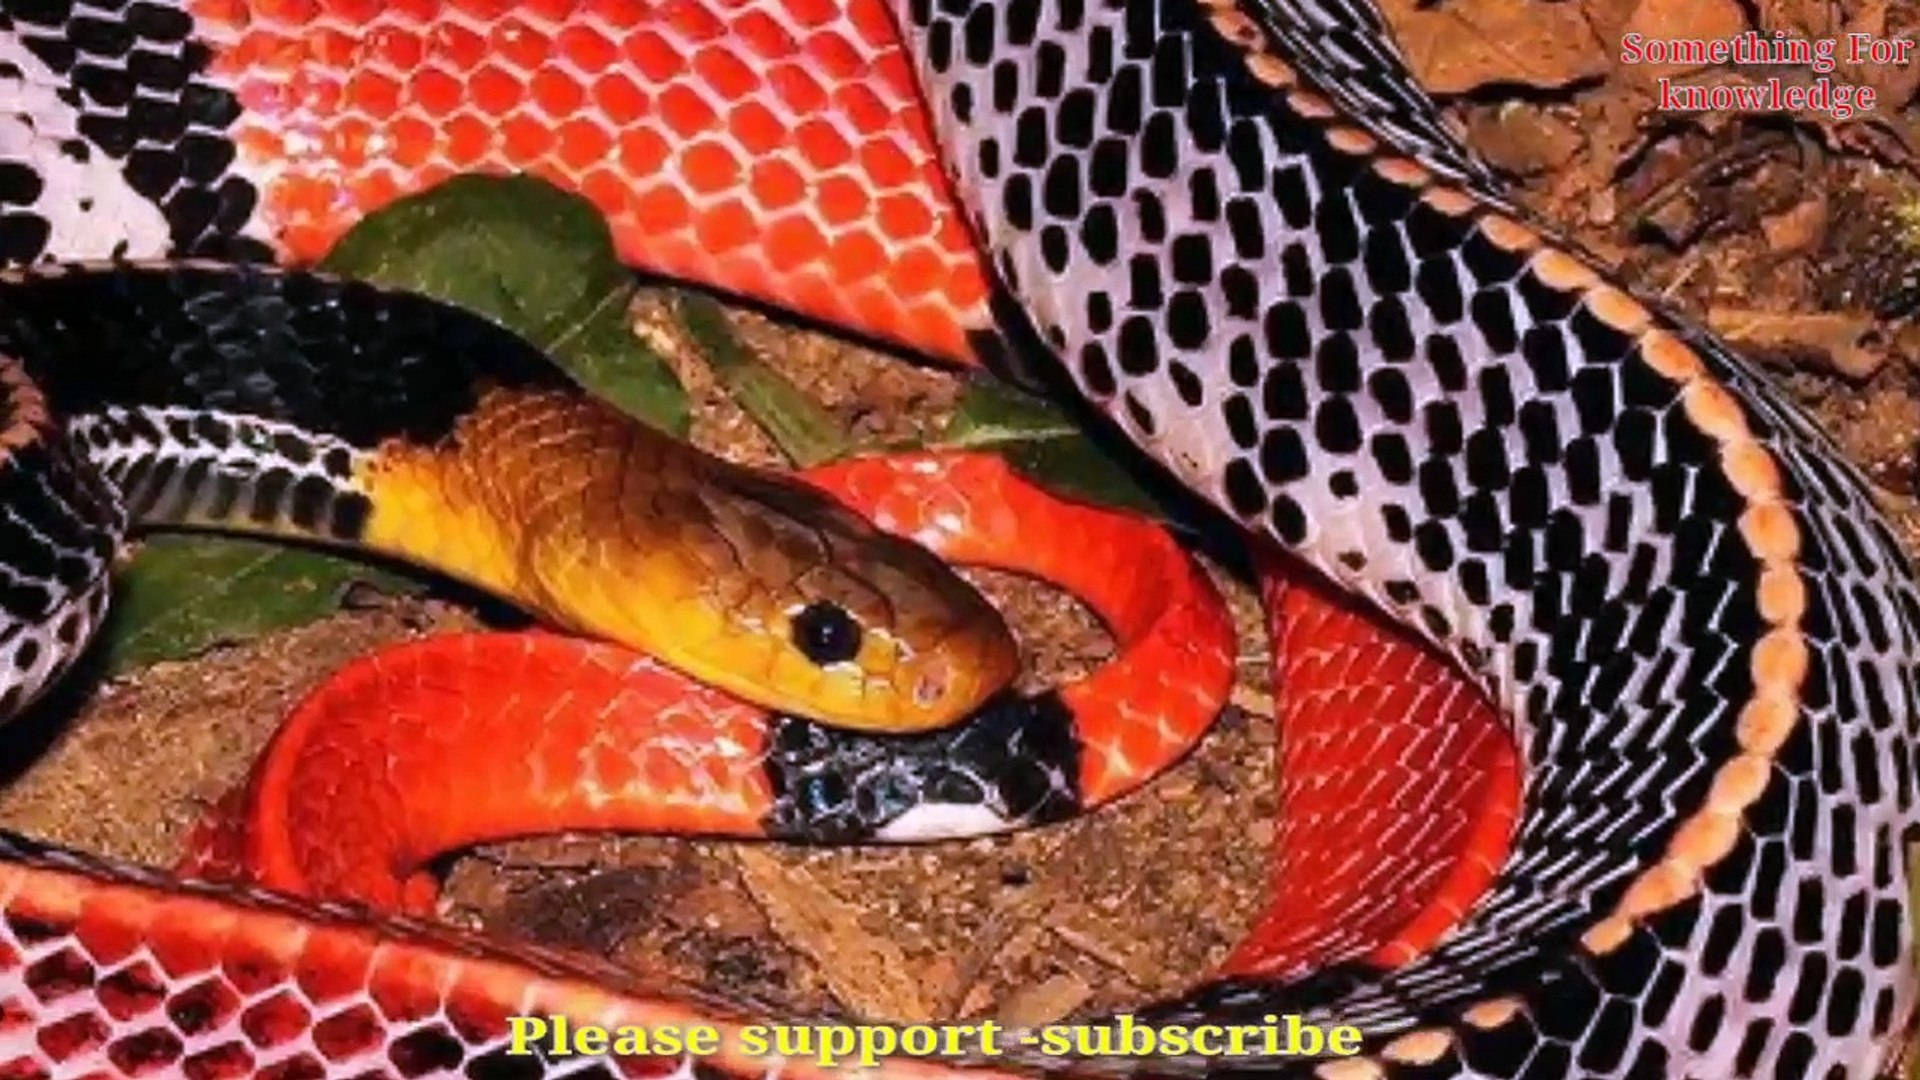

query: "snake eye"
left=792, top=601, right=862, bottom=665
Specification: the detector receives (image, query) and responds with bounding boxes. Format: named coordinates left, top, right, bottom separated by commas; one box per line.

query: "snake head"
left=357, top=387, right=1018, bottom=732
left=555, top=442, right=1021, bottom=734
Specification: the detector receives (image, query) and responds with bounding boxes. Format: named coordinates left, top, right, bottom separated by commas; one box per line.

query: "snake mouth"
left=621, top=609, right=1015, bottom=736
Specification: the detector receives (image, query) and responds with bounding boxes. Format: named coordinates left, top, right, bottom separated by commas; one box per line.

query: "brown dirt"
left=7, top=0, right=1920, bottom=1039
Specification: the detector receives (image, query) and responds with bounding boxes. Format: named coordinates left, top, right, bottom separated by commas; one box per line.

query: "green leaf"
left=104, top=173, right=689, bottom=674
left=320, top=173, right=690, bottom=434
left=673, top=291, right=854, bottom=468
left=664, top=290, right=1156, bottom=516
left=937, top=377, right=1083, bottom=446
left=104, top=537, right=417, bottom=675
left=931, top=378, right=1160, bottom=515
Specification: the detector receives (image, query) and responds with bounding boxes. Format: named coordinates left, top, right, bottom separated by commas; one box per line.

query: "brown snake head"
left=356, top=388, right=1021, bottom=733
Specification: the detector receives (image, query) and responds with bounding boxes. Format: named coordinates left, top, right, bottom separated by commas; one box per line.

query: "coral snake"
left=0, top=0, right=1917, bottom=1077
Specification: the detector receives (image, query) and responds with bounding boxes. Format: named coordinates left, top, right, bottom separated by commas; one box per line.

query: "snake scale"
left=0, top=0, right=1917, bottom=1077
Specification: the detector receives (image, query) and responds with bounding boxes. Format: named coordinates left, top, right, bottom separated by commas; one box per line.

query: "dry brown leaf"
left=1047, top=923, right=1141, bottom=977
left=1707, top=306, right=1886, bottom=378
left=1383, top=0, right=1610, bottom=94
left=682, top=879, right=776, bottom=940
left=955, top=921, right=1047, bottom=1018
left=1047, top=919, right=1164, bottom=988
left=1761, top=196, right=1829, bottom=254
left=995, top=974, right=1094, bottom=1027
left=735, top=849, right=941, bottom=1021
left=1753, top=0, right=1828, bottom=38
left=1465, top=103, right=1586, bottom=176
left=1737, top=0, right=1920, bottom=113
left=1617, top=0, right=1750, bottom=81
left=1839, top=2, right=1920, bottom=112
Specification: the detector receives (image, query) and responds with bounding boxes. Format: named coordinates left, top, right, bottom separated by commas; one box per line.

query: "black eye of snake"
left=791, top=601, right=862, bottom=665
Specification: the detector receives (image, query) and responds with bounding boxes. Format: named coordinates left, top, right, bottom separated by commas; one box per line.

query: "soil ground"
left=8, top=0, right=1920, bottom=1049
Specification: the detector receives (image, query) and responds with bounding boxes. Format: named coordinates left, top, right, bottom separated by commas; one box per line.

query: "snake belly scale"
left=0, top=0, right=1918, bottom=1078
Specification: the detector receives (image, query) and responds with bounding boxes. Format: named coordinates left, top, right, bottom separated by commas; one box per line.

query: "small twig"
left=1660, top=251, right=1707, bottom=302
left=1046, top=924, right=1143, bottom=984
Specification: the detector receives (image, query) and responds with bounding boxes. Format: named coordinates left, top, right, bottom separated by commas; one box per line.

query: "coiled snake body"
left=0, top=0, right=1918, bottom=1078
